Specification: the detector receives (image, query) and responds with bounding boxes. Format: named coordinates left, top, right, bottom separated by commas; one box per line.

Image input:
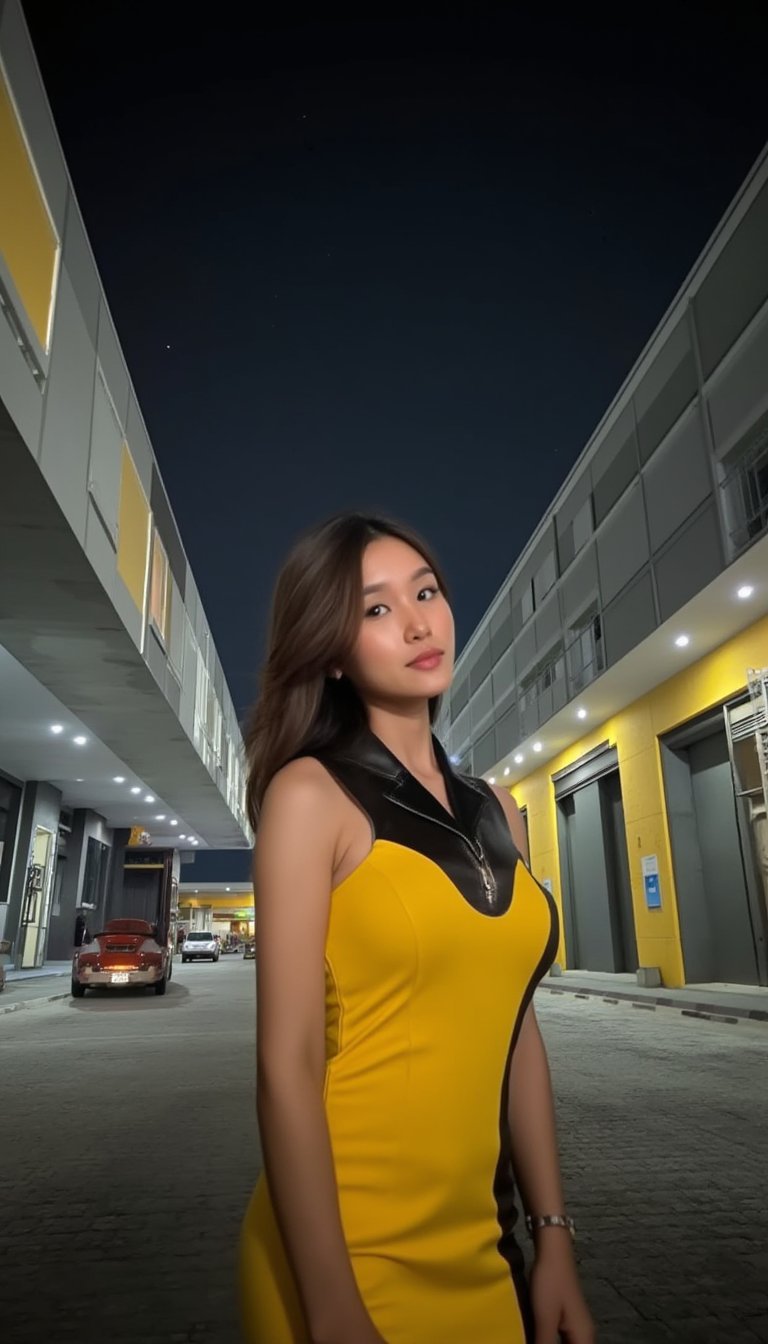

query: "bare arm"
left=255, top=760, right=384, bottom=1344
left=491, top=786, right=572, bottom=1254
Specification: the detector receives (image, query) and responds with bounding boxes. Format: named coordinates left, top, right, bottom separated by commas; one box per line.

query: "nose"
left=404, top=607, right=431, bottom=641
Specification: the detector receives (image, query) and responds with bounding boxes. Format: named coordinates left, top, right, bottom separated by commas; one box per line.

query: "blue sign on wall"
left=641, top=855, right=662, bottom=910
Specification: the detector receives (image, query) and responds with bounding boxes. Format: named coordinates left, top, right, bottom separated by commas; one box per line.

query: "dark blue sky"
left=22, top=5, right=768, bottom=877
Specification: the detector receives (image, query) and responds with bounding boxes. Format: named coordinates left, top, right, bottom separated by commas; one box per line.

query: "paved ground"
left=1, top=959, right=766, bottom=1343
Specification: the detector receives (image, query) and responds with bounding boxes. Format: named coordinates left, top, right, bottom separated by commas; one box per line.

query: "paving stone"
left=1, top=960, right=766, bottom=1343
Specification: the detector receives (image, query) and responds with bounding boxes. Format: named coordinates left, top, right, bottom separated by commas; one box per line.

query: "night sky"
left=21, top=5, right=768, bottom=874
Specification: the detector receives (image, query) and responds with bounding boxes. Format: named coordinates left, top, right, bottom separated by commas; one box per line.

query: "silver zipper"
left=389, top=797, right=497, bottom=908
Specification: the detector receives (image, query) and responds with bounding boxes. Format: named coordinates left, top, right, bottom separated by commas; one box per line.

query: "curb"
left=0, top=989, right=70, bottom=1017
left=540, top=982, right=768, bottom=1025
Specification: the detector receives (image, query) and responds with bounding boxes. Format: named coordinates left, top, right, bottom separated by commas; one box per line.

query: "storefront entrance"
left=661, top=706, right=767, bottom=986
left=19, top=825, right=56, bottom=968
left=555, top=744, right=638, bottom=973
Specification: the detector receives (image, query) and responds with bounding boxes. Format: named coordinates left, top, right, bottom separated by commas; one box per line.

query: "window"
left=720, top=421, right=768, bottom=553
left=565, top=609, right=605, bottom=693
left=81, top=837, right=109, bottom=909
left=149, top=530, right=169, bottom=641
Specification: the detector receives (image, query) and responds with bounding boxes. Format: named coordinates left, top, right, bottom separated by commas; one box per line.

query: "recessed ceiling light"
left=114, top=776, right=125, bottom=783
left=51, top=724, right=64, bottom=734
left=155, top=814, right=166, bottom=821
left=675, top=634, right=690, bottom=648
left=179, top=834, right=187, bottom=840
left=130, top=786, right=141, bottom=795
left=191, top=840, right=199, bottom=846
left=75, top=778, right=84, bottom=783
left=514, top=753, right=524, bottom=765
left=226, top=887, right=231, bottom=892
left=170, top=820, right=178, bottom=826
left=145, top=795, right=155, bottom=803
left=488, top=776, right=496, bottom=784
left=73, top=735, right=87, bottom=746
left=533, top=742, right=543, bottom=753
left=737, top=584, right=754, bottom=600
left=577, top=708, right=587, bottom=720
left=195, top=889, right=198, bottom=894
left=503, top=767, right=510, bottom=776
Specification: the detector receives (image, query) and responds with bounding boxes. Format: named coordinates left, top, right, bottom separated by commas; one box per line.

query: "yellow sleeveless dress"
left=240, top=731, right=559, bottom=1344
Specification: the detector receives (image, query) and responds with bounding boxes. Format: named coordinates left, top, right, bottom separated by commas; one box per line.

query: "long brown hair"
left=243, top=512, right=450, bottom=829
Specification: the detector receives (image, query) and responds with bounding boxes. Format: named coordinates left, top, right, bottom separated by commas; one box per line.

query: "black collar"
left=334, top=726, right=489, bottom=843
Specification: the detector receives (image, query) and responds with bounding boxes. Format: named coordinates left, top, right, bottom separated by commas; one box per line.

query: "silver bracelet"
left=525, top=1213, right=576, bottom=1242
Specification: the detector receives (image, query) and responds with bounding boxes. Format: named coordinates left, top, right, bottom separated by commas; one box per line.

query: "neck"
left=365, top=702, right=438, bottom=778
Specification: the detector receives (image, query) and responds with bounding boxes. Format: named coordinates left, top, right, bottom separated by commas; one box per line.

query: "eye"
left=418, top=585, right=440, bottom=601
left=364, top=602, right=389, bottom=619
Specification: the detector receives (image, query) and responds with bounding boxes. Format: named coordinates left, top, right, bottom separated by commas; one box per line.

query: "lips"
left=407, top=649, right=444, bottom=669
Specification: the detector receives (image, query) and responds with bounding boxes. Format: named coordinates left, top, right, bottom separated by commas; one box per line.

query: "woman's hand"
left=529, top=1234, right=596, bottom=1343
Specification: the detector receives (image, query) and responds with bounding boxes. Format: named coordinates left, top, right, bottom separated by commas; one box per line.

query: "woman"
left=240, top=513, right=594, bottom=1344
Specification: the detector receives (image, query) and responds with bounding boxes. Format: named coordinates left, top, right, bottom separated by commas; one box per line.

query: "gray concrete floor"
left=1, top=958, right=766, bottom=1343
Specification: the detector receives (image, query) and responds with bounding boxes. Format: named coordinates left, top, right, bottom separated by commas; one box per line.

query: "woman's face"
left=344, top=536, right=455, bottom=706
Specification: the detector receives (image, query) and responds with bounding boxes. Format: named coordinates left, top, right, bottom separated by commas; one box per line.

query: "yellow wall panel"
left=0, top=68, right=59, bottom=350
left=117, top=445, right=150, bottom=614
left=508, top=612, right=768, bottom=985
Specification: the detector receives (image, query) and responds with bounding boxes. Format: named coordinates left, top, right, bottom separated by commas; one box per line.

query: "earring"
left=327, top=669, right=342, bottom=681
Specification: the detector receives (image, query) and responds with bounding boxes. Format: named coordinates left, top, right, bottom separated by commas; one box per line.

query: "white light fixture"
left=226, top=887, right=231, bottom=892
left=131, top=786, right=141, bottom=795
left=179, top=834, right=187, bottom=841
left=488, top=776, right=496, bottom=784
left=577, top=708, right=587, bottom=720
left=75, top=778, right=84, bottom=783
left=195, top=889, right=199, bottom=894
left=145, top=794, right=155, bottom=803
left=114, top=776, right=125, bottom=783
left=533, top=741, right=543, bottom=753
left=170, top=820, right=178, bottom=826
left=191, top=839, right=199, bottom=846
left=73, top=735, right=87, bottom=746
left=737, top=584, right=754, bottom=600
left=514, top=753, right=524, bottom=765
left=51, top=724, right=64, bottom=735
left=675, top=634, right=690, bottom=648
left=503, top=767, right=510, bottom=776
left=155, top=814, right=166, bottom=821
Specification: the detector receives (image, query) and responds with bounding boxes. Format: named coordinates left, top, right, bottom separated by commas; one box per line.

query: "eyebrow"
left=363, top=565, right=435, bottom=597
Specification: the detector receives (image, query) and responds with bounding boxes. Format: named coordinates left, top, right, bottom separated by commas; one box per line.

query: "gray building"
left=441, top=143, right=768, bottom=989
left=0, top=0, right=250, bottom=974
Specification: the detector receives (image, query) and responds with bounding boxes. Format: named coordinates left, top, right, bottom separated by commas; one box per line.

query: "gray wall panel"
left=634, top=320, right=697, bottom=465
left=534, top=591, right=561, bottom=651
left=145, top=625, right=167, bottom=692
left=96, top=303, right=130, bottom=429
left=596, top=482, right=648, bottom=606
left=62, top=200, right=99, bottom=345
left=124, top=392, right=153, bottom=497
left=0, top=302, right=43, bottom=452
left=560, top=544, right=599, bottom=628
left=111, top=572, right=144, bottom=651
left=643, top=406, right=712, bottom=553
left=514, top=623, right=537, bottom=678
left=695, top=179, right=768, bottom=378
left=38, top=267, right=94, bottom=545
left=150, top=464, right=187, bottom=601
left=495, top=703, right=519, bottom=759
left=590, top=405, right=637, bottom=525
left=468, top=631, right=491, bottom=692
left=474, top=726, right=497, bottom=775
left=83, top=498, right=117, bottom=605
left=0, top=1, right=68, bottom=231
left=492, top=643, right=516, bottom=704
left=654, top=502, right=723, bottom=623
left=470, top=676, right=493, bottom=728
left=602, top=570, right=656, bottom=667
left=707, top=307, right=768, bottom=455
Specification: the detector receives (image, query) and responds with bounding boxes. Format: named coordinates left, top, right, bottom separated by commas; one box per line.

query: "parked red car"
left=72, top=919, right=173, bottom=998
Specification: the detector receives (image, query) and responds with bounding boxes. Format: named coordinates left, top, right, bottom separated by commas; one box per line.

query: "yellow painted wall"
left=117, top=445, right=150, bottom=612
left=510, top=614, right=768, bottom=987
left=0, top=68, right=59, bottom=350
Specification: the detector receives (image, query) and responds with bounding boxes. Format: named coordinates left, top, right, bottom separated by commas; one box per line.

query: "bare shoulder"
left=261, top=755, right=341, bottom=819
left=489, top=784, right=529, bottom=862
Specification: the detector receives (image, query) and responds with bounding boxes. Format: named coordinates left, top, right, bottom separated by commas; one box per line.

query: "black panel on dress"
left=315, top=729, right=521, bottom=918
